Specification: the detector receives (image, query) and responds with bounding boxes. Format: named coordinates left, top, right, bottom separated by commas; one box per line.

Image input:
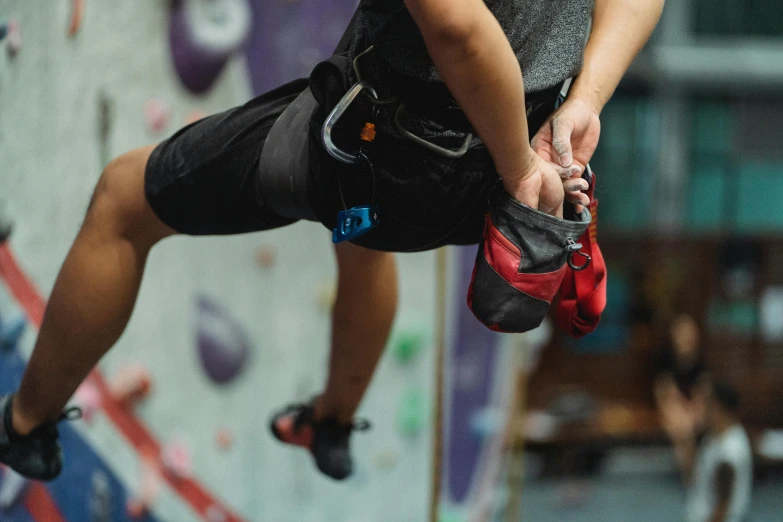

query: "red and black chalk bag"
left=467, top=177, right=606, bottom=337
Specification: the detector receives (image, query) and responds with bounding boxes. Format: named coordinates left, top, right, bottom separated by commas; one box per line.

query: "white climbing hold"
left=108, top=363, right=153, bottom=406
left=89, top=471, right=112, bottom=522
left=371, top=448, right=400, bottom=471
left=0, top=468, right=28, bottom=510
left=127, top=451, right=161, bottom=519
left=162, top=438, right=193, bottom=478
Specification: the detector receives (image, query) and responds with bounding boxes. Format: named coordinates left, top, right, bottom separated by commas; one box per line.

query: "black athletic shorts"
left=145, top=80, right=307, bottom=235
left=145, top=74, right=560, bottom=251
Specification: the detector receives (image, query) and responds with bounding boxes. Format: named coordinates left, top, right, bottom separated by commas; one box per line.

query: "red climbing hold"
left=6, top=20, right=21, bottom=57
left=69, top=0, right=85, bottom=37
left=73, top=381, right=102, bottom=424
left=144, top=98, right=171, bottom=135
left=216, top=428, right=235, bottom=451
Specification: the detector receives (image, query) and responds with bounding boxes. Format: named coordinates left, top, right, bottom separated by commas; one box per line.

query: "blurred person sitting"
left=686, top=381, right=752, bottom=522
left=655, top=314, right=709, bottom=481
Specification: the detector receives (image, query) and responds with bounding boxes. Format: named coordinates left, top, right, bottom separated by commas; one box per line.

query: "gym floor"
left=522, top=475, right=783, bottom=522
left=520, top=447, right=783, bottom=522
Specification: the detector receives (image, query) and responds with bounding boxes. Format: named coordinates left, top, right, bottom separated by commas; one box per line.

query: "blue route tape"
left=0, top=341, right=161, bottom=522
left=0, top=315, right=26, bottom=350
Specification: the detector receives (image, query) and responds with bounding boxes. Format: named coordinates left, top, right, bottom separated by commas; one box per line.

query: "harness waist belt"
left=381, top=69, right=565, bottom=134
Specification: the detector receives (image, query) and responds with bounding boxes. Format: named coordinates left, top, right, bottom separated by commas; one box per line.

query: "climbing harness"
left=321, top=46, right=476, bottom=243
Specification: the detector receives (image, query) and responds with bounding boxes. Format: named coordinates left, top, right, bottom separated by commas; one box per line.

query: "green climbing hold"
left=391, top=328, right=426, bottom=364
left=438, top=509, right=465, bottom=522
left=397, top=387, right=427, bottom=437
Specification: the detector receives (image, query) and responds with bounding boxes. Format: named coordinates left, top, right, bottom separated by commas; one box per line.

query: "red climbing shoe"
left=270, top=402, right=369, bottom=481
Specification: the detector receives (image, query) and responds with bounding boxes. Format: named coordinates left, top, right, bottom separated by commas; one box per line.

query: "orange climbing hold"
left=184, top=109, right=207, bottom=126
left=216, top=428, right=235, bottom=451
left=125, top=498, right=148, bottom=520
left=255, top=245, right=277, bottom=268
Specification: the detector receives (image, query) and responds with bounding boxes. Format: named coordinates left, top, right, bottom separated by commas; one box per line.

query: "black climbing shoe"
left=0, top=394, right=81, bottom=481
left=270, top=401, right=369, bottom=480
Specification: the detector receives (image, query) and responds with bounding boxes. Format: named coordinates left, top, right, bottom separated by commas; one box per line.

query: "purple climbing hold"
left=196, top=295, right=252, bottom=384
left=169, top=0, right=252, bottom=94
left=242, top=0, right=356, bottom=95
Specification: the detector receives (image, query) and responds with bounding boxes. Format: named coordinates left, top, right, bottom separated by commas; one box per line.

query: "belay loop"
left=566, top=238, right=591, bottom=271
left=322, top=79, right=382, bottom=243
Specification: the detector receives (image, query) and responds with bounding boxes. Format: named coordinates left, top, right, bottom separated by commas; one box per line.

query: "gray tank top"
left=352, top=0, right=594, bottom=93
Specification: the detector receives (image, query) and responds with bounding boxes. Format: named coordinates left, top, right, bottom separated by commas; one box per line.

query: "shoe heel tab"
left=59, top=406, right=83, bottom=422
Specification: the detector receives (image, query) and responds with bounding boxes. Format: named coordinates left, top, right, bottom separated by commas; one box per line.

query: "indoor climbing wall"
left=0, top=1, right=438, bottom=521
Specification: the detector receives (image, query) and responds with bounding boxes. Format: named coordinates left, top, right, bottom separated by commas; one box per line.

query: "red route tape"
left=0, top=245, right=44, bottom=327
left=24, top=482, right=67, bottom=522
left=0, top=243, right=246, bottom=522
